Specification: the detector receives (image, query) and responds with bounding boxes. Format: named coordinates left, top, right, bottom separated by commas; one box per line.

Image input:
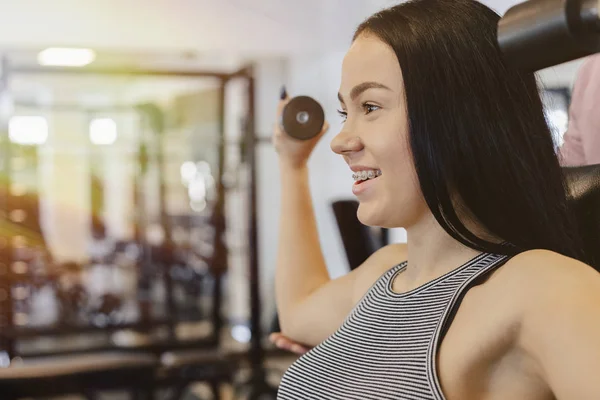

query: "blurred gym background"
left=0, top=0, right=583, bottom=398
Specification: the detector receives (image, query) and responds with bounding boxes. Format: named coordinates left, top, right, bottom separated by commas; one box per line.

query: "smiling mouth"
left=352, top=169, right=382, bottom=184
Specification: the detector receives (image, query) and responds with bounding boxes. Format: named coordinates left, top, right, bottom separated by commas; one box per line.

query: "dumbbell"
left=281, top=95, right=325, bottom=141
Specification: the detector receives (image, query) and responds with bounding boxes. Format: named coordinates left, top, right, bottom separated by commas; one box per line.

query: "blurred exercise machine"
left=0, top=59, right=246, bottom=399
left=498, top=0, right=600, bottom=70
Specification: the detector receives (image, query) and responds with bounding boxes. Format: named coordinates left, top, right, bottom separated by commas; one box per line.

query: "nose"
left=330, top=129, right=364, bottom=156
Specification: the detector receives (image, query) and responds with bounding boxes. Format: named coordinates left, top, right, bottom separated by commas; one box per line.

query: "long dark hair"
left=354, top=0, right=587, bottom=262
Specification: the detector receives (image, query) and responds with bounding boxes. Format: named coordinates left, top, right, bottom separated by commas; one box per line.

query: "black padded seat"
left=563, top=164, right=600, bottom=270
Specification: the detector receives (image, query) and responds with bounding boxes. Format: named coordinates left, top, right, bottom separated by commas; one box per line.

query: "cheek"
left=380, top=139, right=427, bottom=222
left=385, top=160, right=422, bottom=208
left=380, top=131, right=414, bottom=185
left=378, top=174, right=426, bottom=228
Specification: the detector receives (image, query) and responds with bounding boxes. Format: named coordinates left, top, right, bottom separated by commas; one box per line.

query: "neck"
left=404, top=211, right=483, bottom=286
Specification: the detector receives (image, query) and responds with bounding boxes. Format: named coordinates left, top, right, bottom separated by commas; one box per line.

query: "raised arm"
left=273, top=89, right=406, bottom=347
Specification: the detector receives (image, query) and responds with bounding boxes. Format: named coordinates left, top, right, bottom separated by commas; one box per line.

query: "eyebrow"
left=337, top=81, right=392, bottom=104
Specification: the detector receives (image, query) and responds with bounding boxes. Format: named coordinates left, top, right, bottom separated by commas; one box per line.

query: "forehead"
left=340, top=33, right=403, bottom=92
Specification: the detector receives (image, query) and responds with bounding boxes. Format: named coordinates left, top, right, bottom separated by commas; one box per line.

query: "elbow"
left=277, top=307, right=299, bottom=337
left=276, top=304, right=310, bottom=344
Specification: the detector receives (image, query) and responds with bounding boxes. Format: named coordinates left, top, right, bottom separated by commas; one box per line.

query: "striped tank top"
left=277, top=251, right=510, bottom=400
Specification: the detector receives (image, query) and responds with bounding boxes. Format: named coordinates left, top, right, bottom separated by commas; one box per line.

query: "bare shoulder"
left=489, top=249, right=600, bottom=306
left=503, top=249, right=600, bottom=295
left=365, top=242, right=408, bottom=265
left=502, top=250, right=600, bottom=398
left=363, top=242, right=408, bottom=276
left=351, top=243, right=407, bottom=303
left=492, top=249, right=600, bottom=336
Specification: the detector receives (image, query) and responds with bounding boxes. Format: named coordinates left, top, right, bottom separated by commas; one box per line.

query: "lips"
left=351, top=169, right=381, bottom=196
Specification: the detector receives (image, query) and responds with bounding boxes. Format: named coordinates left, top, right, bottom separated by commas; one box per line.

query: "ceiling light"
left=37, top=48, right=96, bottom=67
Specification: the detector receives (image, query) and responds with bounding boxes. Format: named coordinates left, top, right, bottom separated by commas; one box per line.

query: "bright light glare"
left=196, top=161, right=211, bottom=174
left=37, top=48, right=96, bottom=67
left=188, top=179, right=206, bottom=201
left=89, top=118, right=117, bottom=145
left=180, top=162, right=197, bottom=184
left=545, top=109, right=569, bottom=147
left=190, top=200, right=207, bottom=213
left=547, top=109, right=568, bottom=132
left=9, top=116, right=48, bottom=145
left=231, top=324, right=251, bottom=343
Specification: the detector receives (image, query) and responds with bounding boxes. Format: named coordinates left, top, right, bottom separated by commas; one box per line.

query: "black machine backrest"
left=333, top=165, right=600, bottom=272
left=562, top=164, right=600, bottom=270
left=331, top=200, right=381, bottom=271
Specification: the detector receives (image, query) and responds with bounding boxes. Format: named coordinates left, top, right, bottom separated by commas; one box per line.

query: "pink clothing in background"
left=558, top=54, right=600, bottom=166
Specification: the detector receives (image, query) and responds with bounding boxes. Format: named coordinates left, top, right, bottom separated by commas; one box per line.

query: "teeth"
left=352, top=169, right=381, bottom=181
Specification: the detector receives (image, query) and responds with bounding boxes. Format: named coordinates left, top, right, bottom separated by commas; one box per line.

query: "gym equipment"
left=89, top=293, right=125, bottom=327
left=0, top=352, right=157, bottom=400
left=563, top=164, right=600, bottom=270
left=281, top=96, right=325, bottom=141
left=237, top=72, right=280, bottom=399
left=498, top=0, right=600, bottom=71
left=331, top=200, right=382, bottom=271
left=0, top=58, right=253, bottom=400
left=56, top=282, right=88, bottom=325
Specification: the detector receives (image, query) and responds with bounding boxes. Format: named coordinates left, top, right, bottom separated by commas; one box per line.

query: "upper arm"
left=518, top=251, right=600, bottom=399
left=286, top=243, right=407, bottom=346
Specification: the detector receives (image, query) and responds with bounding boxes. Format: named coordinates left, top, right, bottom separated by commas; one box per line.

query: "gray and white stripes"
left=277, top=252, right=508, bottom=400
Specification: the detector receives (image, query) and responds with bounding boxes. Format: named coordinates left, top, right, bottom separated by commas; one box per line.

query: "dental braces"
left=352, top=170, right=382, bottom=181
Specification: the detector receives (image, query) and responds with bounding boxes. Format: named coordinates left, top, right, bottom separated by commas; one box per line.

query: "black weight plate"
left=281, top=96, right=325, bottom=140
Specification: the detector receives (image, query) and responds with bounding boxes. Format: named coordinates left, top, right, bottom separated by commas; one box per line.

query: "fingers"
left=303, top=120, right=330, bottom=146
left=280, top=85, right=288, bottom=101
left=289, top=344, right=309, bottom=355
left=277, top=85, right=290, bottom=117
left=269, top=333, right=282, bottom=342
left=318, top=121, right=330, bottom=139
left=269, top=332, right=310, bottom=355
left=274, top=86, right=290, bottom=142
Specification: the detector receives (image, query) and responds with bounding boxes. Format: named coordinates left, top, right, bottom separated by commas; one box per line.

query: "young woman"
left=271, top=1, right=600, bottom=399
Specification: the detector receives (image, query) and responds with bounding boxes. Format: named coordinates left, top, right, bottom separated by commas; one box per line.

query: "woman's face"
left=331, top=33, right=427, bottom=229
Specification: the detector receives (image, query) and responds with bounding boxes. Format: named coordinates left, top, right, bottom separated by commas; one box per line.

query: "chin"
left=356, top=201, right=409, bottom=229
left=356, top=203, right=386, bottom=228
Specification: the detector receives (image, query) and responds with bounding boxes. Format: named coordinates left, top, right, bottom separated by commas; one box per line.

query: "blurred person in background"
left=559, top=53, right=600, bottom=166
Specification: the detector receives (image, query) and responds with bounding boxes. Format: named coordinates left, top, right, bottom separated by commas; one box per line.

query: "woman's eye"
left=363, top=103, right=380, bottom=114
left=337, top=104, right=379, bottom=122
